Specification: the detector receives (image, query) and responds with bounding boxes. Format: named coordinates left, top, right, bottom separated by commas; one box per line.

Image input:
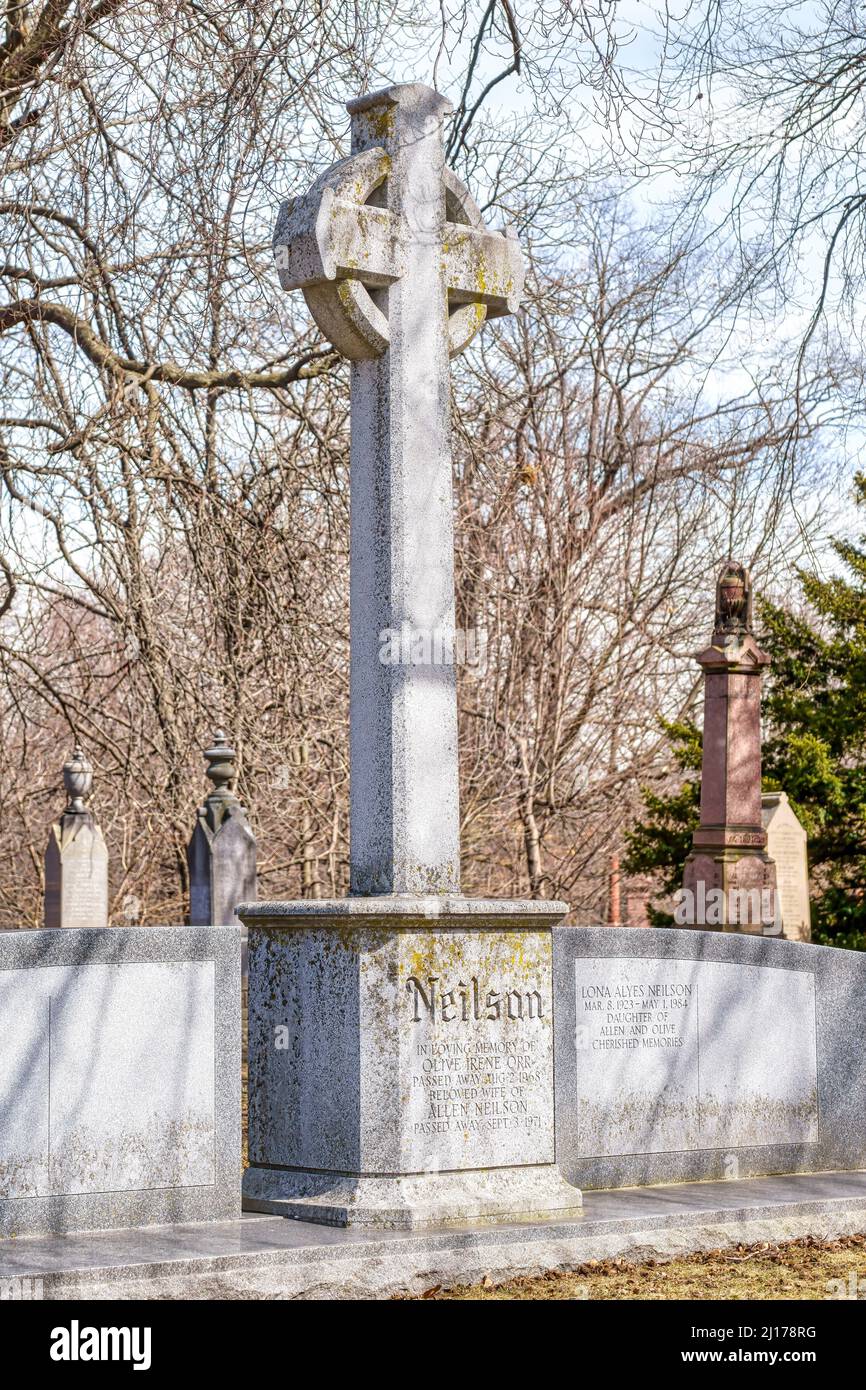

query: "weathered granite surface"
left=274, top=82, right=523, bottom=897
left=0, top=926, right=241, bottom=1237
left=554, top=926, right=866, bottom=1189
left=240, top=897, right=581, bottom=1227
left=3, top=1172, right=865, bottom=1299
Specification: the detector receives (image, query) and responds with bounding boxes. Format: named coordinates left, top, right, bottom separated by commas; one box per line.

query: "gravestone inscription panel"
left=248, top=922, right=557, bottom=1176
left=399, top=929, right=554, bottom=1171
left=574, top=957, right=817, bottom=1157
left=244, top=906, right=580, bottom=1227
left=0, top=961, right=214, bottom=1197
left=0, top=926, right=241, bottom=1237
left=554, top=928, right=866, bottom=1190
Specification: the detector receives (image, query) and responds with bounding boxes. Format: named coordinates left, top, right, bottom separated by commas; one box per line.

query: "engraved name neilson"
left=406, top=975, right=543, bottom=1024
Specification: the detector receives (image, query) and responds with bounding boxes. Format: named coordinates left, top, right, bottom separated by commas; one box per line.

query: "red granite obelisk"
left=681, top=562, right=777, bottom=933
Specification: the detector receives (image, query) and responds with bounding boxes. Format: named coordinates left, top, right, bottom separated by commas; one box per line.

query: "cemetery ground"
left=401, top=1234, right=866, bottom=1301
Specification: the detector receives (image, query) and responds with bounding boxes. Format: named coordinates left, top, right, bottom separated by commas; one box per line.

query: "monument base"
left=243, top=1163, right=582, bottom=1229
left=238, top=895, right=580, bottom=1231
left=4, top=1173, right=865, bottom=1300
left=683, top=842, right=778, bottom=933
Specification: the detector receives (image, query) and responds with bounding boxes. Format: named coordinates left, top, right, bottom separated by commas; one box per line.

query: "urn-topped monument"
left=681, top=563, right=778, bottom=933
left=188, top=729, right=256, bottom=929
left=239, top=82, right=580, bottom=1228
left=44, top=745, right=109, bottom=930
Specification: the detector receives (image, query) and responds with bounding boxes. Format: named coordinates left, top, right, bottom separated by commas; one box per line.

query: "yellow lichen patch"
left=401, top=929, right=547, bottom=984
left=364, top=106, right=396, bottom=141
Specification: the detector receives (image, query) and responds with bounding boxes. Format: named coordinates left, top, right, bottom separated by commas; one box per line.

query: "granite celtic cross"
left=274, top=82, right=524, bottom=896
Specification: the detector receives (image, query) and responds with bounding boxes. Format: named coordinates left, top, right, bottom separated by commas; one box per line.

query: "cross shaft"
left=273, top=82, right=524, bottom=896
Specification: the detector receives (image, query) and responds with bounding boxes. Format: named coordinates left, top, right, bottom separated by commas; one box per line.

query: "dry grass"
left=398, top=1234, right=866, bottom=1300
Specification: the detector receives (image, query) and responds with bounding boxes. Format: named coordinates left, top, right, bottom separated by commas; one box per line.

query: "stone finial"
left=62, top=744, right=93, bottom=816
left=201, top=729, right=240, bottom=826
left=713, top=561, right=752, bottom=638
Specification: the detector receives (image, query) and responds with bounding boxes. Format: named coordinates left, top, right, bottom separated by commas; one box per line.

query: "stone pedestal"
left=44, top=745, right=108, bottom=930
left=681, top=564, right=777, bottom=933
left=239, top=897, right=582, bottom=1228
left=188, top=810, right=256, bottom=927
left=44, top=814, right=109, bottom=931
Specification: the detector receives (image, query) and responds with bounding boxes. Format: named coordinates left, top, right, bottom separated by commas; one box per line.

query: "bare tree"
left=453, top=196, right=838, bottom=912
left=0, top=2, right=845, bottom=926
left=596, top=1, right=866, bottom=392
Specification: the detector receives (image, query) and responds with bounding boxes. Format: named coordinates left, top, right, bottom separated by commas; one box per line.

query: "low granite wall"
left=554, top=926, right=866, bottom=1190
left=0, top=926, right=241, bottom=1237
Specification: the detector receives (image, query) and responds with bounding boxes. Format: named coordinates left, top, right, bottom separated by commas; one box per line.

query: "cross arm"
left=443, top=224, right=524, bottom=318
left=273, top=148, right=404, bottom=293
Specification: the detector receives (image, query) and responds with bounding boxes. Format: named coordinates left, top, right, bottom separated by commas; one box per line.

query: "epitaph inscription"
left=574, top=957, right=818, bottom=1156
left=400, top=930, right=554, bottom=1171
left=44, top=822, right=109, bottom=931
left=59, top=849, right=108, bottom=929
left=767, top=825, right=810, bottom=937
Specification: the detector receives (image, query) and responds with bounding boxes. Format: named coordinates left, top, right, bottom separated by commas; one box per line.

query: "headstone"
left=554, top=926, right=866, bottom=1190
left=241, top=81, right=580, bottom=1228
left=187, top=730, right=256, bottom=958
left=680, top=562, right=778, bottom=933
left=762, top=791, right=811, bottom=941
left=44, top=745, right=109, bottom=930
left=0, top=924, right=240, bottom=1236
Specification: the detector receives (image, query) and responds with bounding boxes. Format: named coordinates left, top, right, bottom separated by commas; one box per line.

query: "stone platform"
left=3, top=1172, right=865, bottom=1299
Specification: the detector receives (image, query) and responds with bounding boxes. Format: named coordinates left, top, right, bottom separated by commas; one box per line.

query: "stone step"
left=2, top=1171, right=865, bottom=1300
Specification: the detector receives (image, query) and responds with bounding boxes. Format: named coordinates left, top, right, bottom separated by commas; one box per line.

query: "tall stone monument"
left=240, top=82, right=580, bottom=1228
left=44, top=745, right=109, bottom=930
left=188, top=729, right=256, bottom=937
left=762, top=791, right=811, bottom=941
left=682, top=562, right=778, bottom=933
